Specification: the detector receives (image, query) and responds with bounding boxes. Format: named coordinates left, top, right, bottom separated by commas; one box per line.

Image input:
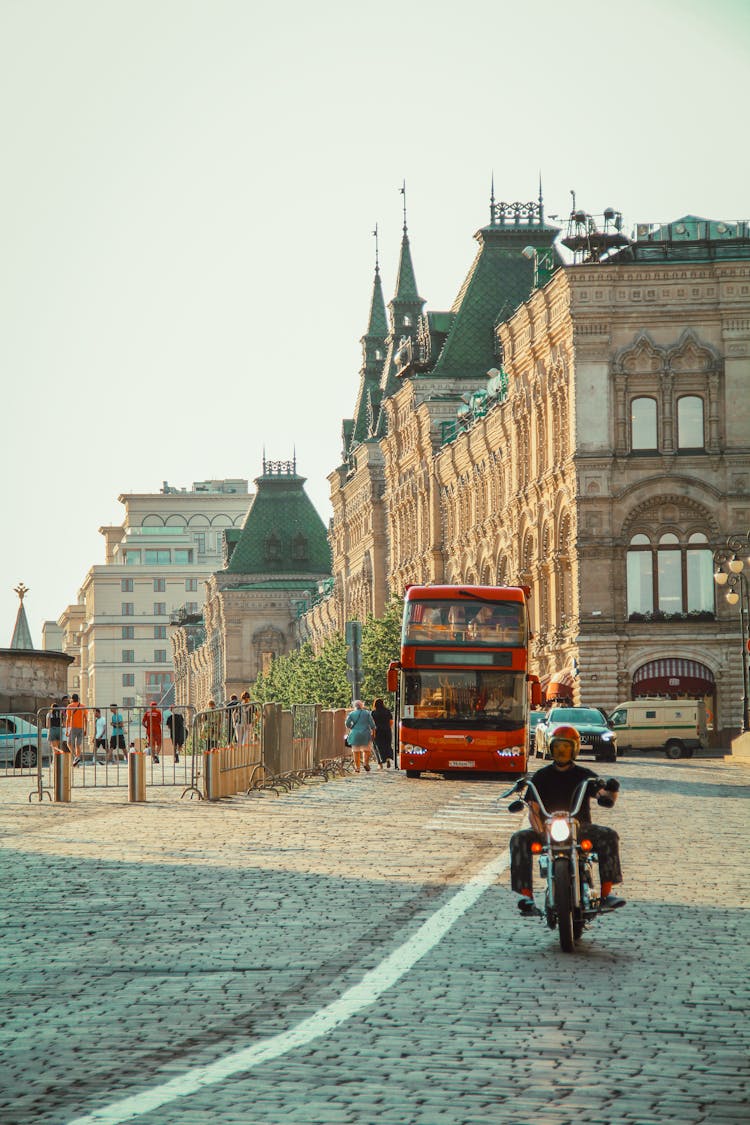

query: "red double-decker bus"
left=386, top=585, right=540, bottom=778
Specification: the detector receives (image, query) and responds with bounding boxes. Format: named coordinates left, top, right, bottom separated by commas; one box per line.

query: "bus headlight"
left=403, top=744, right=428, bottom=756
left=496, top=746, right=523, bottom=757
left=549, top=817, right=571, bottom=843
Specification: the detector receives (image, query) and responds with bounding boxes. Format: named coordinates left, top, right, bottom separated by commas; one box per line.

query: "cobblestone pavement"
left=1, top=756, right=749, bottom=1124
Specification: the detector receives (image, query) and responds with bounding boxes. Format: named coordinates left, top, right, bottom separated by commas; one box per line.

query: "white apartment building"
left=57, top=480, right=252, bottom=708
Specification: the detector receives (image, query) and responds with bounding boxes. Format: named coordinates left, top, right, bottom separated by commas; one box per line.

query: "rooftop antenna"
left=538, top=172, right=544, bottom=224
left=490, top=171, right=496, bottom=224
left=570, top=189, right=576, bottom=214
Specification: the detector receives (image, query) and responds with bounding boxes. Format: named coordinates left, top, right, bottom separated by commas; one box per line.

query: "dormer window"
left=375, top=348, right=384, bottom=360
left=264, top=534, right=282, bottom=562
left=291, top=534, right=308, bottom=562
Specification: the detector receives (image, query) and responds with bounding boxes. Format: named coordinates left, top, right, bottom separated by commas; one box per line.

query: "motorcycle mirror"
left=508, top=799, right=526, bottom=813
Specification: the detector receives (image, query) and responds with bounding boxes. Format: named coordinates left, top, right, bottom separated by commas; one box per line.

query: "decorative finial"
left=538, top=172, right=544, bottom=224
left=490, top=172, right=496, bottom=224
left=372, top=222, right=380, bottom=273
left=14, top=583, right=29, bottom=602
left=400, top=179, right=407, bottom=234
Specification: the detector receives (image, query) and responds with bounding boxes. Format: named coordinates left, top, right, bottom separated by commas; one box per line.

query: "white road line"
left=66, top=849, right=511, bottom=1125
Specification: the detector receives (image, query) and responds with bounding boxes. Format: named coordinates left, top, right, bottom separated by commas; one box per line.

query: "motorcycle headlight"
left=549, top=817, right=571, bottom=843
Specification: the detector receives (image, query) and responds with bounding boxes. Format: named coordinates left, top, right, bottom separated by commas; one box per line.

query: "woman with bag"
left=345, top=700, right=376, bottom=773
left=371, top=698, right=394, bottom=769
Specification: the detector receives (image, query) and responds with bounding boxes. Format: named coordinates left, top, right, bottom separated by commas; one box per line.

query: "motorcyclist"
left=510, top=724, right=626, bottom=916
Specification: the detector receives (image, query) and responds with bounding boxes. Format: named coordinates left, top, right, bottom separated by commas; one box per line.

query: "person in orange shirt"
left=65, top=694, right=88, bottom=767
left=142, top=702, right=162, bottom=764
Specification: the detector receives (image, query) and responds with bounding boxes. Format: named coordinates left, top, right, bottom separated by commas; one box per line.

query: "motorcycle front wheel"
left=553, top=857, right=576, bottom=953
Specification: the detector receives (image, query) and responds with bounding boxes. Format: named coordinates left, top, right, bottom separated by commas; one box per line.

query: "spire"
left=538, top=172, right=545, bottom=224
left=393, top=182, right=421, bottom=304
left=346, top=231, right=389, bottom=454
left=10, top=583, right=34, bottom=650
left=366, top=226, right=388, bottom=338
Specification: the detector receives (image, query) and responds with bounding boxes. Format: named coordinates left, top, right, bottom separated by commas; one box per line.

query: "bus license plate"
left=449, top=760, right=475, bottom=768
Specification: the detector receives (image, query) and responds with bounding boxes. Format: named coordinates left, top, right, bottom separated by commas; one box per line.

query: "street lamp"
left=713, top=532, right=750, bottom=732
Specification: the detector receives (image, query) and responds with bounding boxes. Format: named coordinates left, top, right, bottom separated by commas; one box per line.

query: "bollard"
left=53, top=749, right=72, bottom=802
left=204, top=748, right=221, bottom=800
left=128, top=748, right=146, bottom=802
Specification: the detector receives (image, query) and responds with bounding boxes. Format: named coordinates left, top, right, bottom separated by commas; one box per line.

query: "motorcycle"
left=504, top=775, right=618, bottom=953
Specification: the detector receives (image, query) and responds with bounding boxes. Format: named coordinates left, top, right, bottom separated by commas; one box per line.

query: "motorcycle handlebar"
left=510, top=775, right=613, bottom=819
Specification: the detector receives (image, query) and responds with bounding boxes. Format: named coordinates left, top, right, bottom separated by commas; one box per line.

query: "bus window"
left=402, top=670, right=525, bottom=725
left=403, top=599, right=524, bottom=646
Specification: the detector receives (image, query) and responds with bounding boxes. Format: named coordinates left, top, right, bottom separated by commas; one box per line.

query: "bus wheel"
left=405, top=770, right=422, bottom=779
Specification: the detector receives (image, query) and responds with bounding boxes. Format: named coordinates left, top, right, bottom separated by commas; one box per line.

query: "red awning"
left=544, top=669, right=576, bottom=700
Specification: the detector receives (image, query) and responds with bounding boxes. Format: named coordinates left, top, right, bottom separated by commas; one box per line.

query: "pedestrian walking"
left=226, top=694, right=240, bottom=743
left=202, top=700, right=221, bottom=750
left=235, top=691, right=254, bottom=749
left=142, top=702, right=162, bottom=764
left=93, top=709, right=107, bottom=761
left=108, top=704, right=126, bottom=762
left=345, top=700, right=376, bottom=773
left=371, top=698, right=394, bottom=769
left=165, top=709, right=185, bottom=763
left=46, top=696, right=68, bottom=753
left=65, top=694, right=88, bottom=766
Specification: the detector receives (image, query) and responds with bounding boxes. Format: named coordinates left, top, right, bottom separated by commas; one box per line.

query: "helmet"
left=548, top=724, right=580, bottom=764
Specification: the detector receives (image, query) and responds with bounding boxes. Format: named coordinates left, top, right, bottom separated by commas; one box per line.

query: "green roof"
left=366, top=267, right=388, bottom=337
left=225, top=465, right=332, bottom=576
left=393, top=229, right=420, bottom=302
left=426, top=222, right=558, bottom=380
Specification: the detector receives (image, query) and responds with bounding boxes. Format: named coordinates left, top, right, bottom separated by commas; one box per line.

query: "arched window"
left=686, top=532, right=713, bottom=611
left=627, top=531, right=714, bottom=617
left=631, top=397, right=657, bottom=451
left=677, top=396, right=705, bottom=450
left=403, top=315, right=412, bottom=328
left=627, top=534, right=653, bottom=614
left=657, top=533, right=682, bottom=614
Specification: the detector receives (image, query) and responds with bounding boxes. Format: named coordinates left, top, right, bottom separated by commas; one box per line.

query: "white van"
left=607, top=698, right=708, bottom=759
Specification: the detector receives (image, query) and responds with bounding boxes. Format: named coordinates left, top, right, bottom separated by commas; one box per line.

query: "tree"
left=360, top=599, right=402, bottom=705
left=251, top=599, right=404, bottom=709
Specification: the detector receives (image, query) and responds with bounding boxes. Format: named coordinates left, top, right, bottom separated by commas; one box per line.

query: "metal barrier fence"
left=31, top=705, right=196, bottom=800
left=191, top=702, right=263, bottom=800
left=14, top=700, right=354, bottom=802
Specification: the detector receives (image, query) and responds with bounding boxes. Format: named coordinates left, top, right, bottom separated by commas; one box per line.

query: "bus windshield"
left=403, top=598, right=525, bottom=647
left=402, top=670, right=526, bottom=729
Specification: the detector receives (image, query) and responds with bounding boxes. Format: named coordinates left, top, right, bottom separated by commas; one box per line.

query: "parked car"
left=534, top=706, right=617, bottom=763
left=0, top=714, right=49, bottom=769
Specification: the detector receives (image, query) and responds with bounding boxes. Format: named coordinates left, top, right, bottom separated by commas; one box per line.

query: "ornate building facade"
left=172, top=460, right=331, bottom=708
left=303, top=203, right=750, bottom=742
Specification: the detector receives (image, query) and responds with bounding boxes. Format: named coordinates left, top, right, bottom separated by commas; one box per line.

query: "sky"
left=1, top=0, right=749, bottom=645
